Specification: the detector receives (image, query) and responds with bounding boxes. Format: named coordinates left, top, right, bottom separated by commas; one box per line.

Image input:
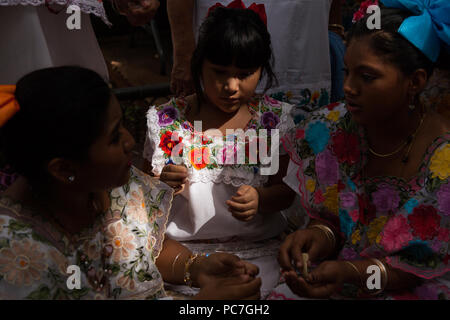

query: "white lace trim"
left=145, top=98, right=296, bottom=187
left=0, top=0, right=111, bottom=26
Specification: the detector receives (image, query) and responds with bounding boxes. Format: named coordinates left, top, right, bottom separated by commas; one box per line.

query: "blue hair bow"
left=381, top=0, right=450, bottom=62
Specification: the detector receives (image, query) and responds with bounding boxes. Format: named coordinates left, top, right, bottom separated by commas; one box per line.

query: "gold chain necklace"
left=369, top=112, right=425, bottom=159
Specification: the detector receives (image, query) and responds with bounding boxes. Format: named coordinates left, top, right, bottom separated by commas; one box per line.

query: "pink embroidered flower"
left=340, top=192, right=357, bottom=209
left=126, top=189, right=148, bottom=224
left=219, top=144, right=238, bottom=165
left=0, top=238, right=47, bottom=286
left=116, top=274, right=136, bottom=292
left=314, top=189, right=326, bottom=204
left=315, top=149, right=339, bottom=186
left=82, top=240, right=101, bottom=261
left=437, top=183, right=450, bottom=216
left=380, top=215, right=413, bottom=252
left=48, top=248, right=69, bottom=275
left=437, top=227, right=449, bottom=242
left=408, top=205, right=441, bottom=240
left=264, top=95, right=282, bottom=107
left=371, top=183, right=401, bottom=213
left=348, top=209, right=359, bottom=223
left=105, top=221, right=136, bottom=263
left=295, top=129, right=305, bottom=140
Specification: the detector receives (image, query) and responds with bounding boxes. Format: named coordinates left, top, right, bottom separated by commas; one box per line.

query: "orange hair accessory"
left=0, top=85, right=20, bottom=127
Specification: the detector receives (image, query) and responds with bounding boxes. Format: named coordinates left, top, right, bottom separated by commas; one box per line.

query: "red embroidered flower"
left=330, top=129, right=360, bottom=165
left=358, top=194, right=376, bottom=225
left=408, top=205, right=441, bottom=240
left=326, top=102, right=340, bottom=111
left=159, top=131, right=183, bottom=157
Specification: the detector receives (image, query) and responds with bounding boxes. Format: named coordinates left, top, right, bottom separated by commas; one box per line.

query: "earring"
left=68, top=176, right=75, bottom=182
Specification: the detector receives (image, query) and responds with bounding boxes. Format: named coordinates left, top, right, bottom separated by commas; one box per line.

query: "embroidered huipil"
left=0, top=167, right=173, bottom=300
left=281, top=102, right=450, bottom=299
left=144, top=95, right=295, bottom=243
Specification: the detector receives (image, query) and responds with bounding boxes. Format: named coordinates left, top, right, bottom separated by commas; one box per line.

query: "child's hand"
left=226, top=185, right=259, bottom=222
left=160, top=164, right=187, bottom=194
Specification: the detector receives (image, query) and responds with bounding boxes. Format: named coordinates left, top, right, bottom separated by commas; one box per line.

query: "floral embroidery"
left=429, top=144, right=450, bottom=180
left=315, top=149, right=339, bottom=186
left=351, top=228, right=361, bottom=245
left=340, top=209, right=355, bottom=238
left=306, top=180, right=316, bottom=193
left=126, top=189, right=148, bottom=224
left=157, top=105, right=178, bottom=127
left=380, top=215, right=413, bottom=252
left=371, top=183, right=401, bottom=213
left=146, top=235, right=157, bottom=252
left=0, top=239, right=47, bottom=286
left=105, top=221, right=136, bottom=263
left=367, top=216, right=388, bottom=245
left=0, top=217, right=5, bottom=233
left=330, top=129, right=360, bottom=165
left=437, top=183, right=450, bottom=216
left=326, top=110, right=340, bottom=122
left=48, top=248, right=69, bottom=275
left=295, top=129, right=305, bottom=140
left=260, top=111, right=280, bottom=130
left=340, top=192, right=357, bottom=209
left=189, top=147, right=211, bottom=170
left=324, top=184, right=339, bottom=215
left=404, top=198, right=419, bottom=214
left=408, top=205, right=441, bottom=240
left=159, top=131, right=183, bottom=157
left=305, top=121, right=330, bottom=154
left=116, top=274, right=136, bottom=292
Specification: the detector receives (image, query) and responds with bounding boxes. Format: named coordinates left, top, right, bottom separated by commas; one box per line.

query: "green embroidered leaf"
left=155, top=190, right=167, bottom=205
left=109, top=263, right=121, bottom=276
left=0, top=237, right=9, bottom=249
left=68, top=287, right=89, bottom=300
left=112, top=287, right=122, bottom=299
left=137, top=269, right=154, bottom=282
left=26, top=285, right=51, bottom=300
left=8, top=220, right=31, bottom=232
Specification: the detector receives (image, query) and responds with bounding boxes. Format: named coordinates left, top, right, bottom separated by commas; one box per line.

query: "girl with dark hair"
left=143, top=6, right=296, bottom=297
left=274, top=2, right=450, bottom=300
left=0, top=66, right=261, bottom=300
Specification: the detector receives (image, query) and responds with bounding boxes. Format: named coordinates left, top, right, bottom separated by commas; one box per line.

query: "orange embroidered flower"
left=0, top=238, right=47, bottom=286
left=105, top=221, right=136, bottom=263
left=189, top=147, right=210, bottom=170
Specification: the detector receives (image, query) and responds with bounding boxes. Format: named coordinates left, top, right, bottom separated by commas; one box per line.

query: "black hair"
left=1, top=66, right=111, bottom=186
left=347, top=7, right=435, bottom=78
left=191, top=6, right=277, bottom=102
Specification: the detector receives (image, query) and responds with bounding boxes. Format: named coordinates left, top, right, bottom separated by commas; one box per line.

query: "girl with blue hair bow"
left=272, top=1, right=450, bottom=300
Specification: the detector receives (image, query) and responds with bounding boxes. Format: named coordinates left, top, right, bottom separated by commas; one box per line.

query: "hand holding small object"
left=226, top=185, right=259, bottom=222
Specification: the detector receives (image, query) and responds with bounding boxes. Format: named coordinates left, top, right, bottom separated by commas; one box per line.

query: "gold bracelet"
left=366, top=258, right=388, bottom=296
left=344, top=261, right=362, bottom=285
left=308, top=224, right=336, bottom=250
left=171, top=252, right=183, bottom=278
left=183, top=253, right=207, bottom=287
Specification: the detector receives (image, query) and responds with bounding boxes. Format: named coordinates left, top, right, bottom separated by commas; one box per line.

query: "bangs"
left=204, top=25, right=269, bottom=69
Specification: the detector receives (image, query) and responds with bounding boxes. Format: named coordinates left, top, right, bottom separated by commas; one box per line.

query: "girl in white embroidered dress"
left=143, top=6, right=296, bottom=297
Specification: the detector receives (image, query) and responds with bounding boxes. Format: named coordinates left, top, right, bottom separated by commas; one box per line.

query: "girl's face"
left=343, top=37, right=411, bottom=126
left=76, top=96, right=136, bottom=191
left=201, top=59, right=262, bottom=113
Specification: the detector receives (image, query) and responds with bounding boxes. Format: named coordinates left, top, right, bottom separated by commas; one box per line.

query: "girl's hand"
left=283, top=260, right=353, bottom=299
left=278, top=228, right=334, bottom=273
left=191, top=253, right=259, bottom=289
left=160, top=164, right=187, bottom=194
left=226, top=185, right=259, bottom=221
